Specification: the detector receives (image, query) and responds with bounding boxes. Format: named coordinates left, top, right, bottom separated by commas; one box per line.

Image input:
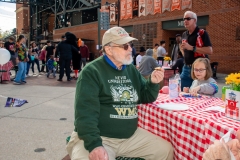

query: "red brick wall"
left=53, top=0, right=240, bottom=73
left=16, top=5, right=29, bottom=36
left=54, top=22, right=105, bottom=58
left=16, top=8, right=29, bottom=34
left=48, top=14, right=55, bottom=35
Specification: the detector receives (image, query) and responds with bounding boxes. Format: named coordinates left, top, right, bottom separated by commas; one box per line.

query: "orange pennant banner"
left=146, top=0, right=154, bottom=15
left=171, top=0, right=181, bottom=11
left=162, top=0, right=171, bottom=12
left=154, top=0, right=161, bottom=14
left=120, top=0, right=126, bottom=20
left=126, top=0, right=133, bottom=19
left=139, top=0, right=146, bottom=17
left=110, top=3, right=116, bottom=22
left=182, top=0, right=192, bottom=10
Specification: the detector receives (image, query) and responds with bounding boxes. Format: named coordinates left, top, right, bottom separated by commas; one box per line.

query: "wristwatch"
left=193, top=46, right=196, bottom=52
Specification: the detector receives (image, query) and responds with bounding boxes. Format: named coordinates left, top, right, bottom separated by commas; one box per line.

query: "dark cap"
left=176, top=34, right=181, bottom=37
left=140, top=46, right=146, bottom=52
left=160, top=40, right=165, bottom=45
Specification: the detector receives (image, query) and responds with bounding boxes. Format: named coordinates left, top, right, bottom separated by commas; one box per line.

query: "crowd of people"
left=0, top=32, right=90, bottom=84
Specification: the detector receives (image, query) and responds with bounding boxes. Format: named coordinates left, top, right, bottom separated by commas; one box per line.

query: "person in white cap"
left=66, top=26, right=173, bottom=160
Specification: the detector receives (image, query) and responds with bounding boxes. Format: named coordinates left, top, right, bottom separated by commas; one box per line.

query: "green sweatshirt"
left=74, top=56, right=159, bottom=152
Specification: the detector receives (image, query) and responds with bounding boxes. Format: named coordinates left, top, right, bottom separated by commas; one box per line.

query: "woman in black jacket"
left=55, top=32, right=79, bottom=81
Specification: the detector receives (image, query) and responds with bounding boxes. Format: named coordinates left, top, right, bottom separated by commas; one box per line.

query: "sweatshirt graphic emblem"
left=110, top=85, right=138, bottom=102
left=110, top=84, right=138, bottom=119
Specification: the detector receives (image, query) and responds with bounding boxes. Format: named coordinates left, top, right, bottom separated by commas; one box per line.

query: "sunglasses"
left=110, top=43, right=130, bottom=50
left=183, top=17, right=194, bottom=21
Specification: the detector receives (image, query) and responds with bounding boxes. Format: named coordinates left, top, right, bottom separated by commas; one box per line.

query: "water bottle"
left=175, top=73, right=181, bottom=92
left=169, top=76, right=179, bottom=98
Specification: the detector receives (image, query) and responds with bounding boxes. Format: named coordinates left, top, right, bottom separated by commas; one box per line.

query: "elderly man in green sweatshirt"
left=66, top=26, right=173, bottom=160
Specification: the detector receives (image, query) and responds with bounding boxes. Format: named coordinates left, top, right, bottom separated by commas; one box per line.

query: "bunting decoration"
left=182, top=0, right=192, bottom=10
left=110, top=3, right=116, bottom=22
left=126, top=0, right=133, bottom=19
left=171, top=0, right=181, bottom=11
left=139, top=0, right=146, bottom=17
left=120, top=0, right=127, bottom=20
left=146, top=0, right=154, bottom=15
left=162, top=0, right=171, bottom=12
left=107, top=0, right=192, bottom=22
left=154, top=0, right=161, bottom=14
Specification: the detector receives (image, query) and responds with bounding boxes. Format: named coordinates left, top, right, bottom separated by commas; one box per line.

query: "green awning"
left=162, top=15, right=209, bottom=30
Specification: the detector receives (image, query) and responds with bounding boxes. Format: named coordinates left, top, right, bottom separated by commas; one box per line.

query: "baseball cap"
left=176, top=34, right=181, bottom=37
left=102, top=27, right=138, bottom=46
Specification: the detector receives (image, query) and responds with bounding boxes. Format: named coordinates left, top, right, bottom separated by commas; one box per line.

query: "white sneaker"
left=13, top=81, right=21, bottom=85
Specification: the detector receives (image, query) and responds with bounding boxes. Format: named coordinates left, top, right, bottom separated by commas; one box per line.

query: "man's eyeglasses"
left=183, top=17, right=194, bottom=21
left=194, top=68, right=206, bottom=73
left=110, top=43, right=130, bottom=50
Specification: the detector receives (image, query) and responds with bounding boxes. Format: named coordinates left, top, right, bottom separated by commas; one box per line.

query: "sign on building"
left=100, top=6, right=110, bottom=30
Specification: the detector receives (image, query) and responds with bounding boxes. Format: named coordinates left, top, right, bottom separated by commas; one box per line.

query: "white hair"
left=184, top=11, right=197, bottom=22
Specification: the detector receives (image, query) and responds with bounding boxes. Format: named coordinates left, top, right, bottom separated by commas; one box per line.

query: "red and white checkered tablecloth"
left=0, top=61, right=13, bottom=81
left=138, top=93, right=240, bottom=160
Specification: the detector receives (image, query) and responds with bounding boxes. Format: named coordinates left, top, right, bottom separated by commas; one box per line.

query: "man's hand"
left=151, top=68, right=164, bottom=84
left=189, top=86, right=200, bottom=96
left=89, top=146, right=108, bottom=160
left=181, top=42, right=193, bottom=51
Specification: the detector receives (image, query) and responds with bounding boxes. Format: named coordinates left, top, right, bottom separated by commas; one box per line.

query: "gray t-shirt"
left=157, top=46, right=167, bottom=57
left=190, top=77, right=218, bottom=96
left=138, top=56, right=160, bottom=77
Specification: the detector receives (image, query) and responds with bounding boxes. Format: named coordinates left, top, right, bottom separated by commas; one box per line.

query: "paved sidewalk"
left=0, top=85, right=75, bottom=160
left=0, top=71, right=227, bottom=159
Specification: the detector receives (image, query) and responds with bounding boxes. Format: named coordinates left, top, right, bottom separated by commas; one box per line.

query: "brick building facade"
left=16, top=4, right=30, bottom=43
left=16, top=0, right=239, bottom=73
left=53, top=0, right=240, bottom=73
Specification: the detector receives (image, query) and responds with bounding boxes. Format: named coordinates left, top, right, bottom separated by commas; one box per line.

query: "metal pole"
left=117, top=0, right=120, bottom=26
left=54, top=0, right=57, bottom=29
left=29, top=3, right=33, bottom=42
left=98, top=8, right=101, bottom=56
left=63, top=0, right=66, bottom=27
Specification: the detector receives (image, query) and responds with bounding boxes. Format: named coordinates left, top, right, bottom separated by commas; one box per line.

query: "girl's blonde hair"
left=191, top=58, right=212, bottom=80
left=41, top=45, right=47, bottom=51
